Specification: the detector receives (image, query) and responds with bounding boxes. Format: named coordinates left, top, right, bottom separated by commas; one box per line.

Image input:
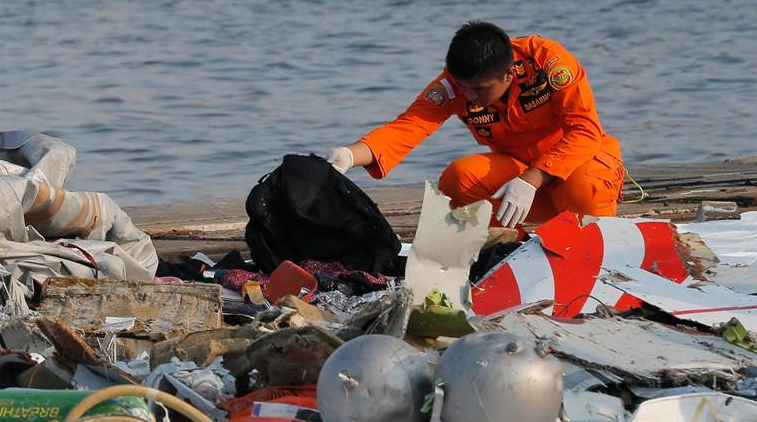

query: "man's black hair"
left=446, top=21, right=514, bottom=81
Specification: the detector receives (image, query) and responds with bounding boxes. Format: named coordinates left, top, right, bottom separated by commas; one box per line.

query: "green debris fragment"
left=420, top=378, right=445, bottom=414
left=407, top=289, right=475, bottom=339
left=0, top=389, right=154, bottom=422
left=722, top=318, right=757, bottom=353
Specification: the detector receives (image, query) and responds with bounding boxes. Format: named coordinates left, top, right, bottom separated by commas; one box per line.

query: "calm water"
left=1, top=0, right=756, bottom=205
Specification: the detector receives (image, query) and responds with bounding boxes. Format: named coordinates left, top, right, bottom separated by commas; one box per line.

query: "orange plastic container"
left=265, top=260, right=318, bottom=303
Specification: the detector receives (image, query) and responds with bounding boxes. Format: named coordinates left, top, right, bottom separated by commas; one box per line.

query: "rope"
left=62, top=385, right=212, bottom=422
left=619, top=166, right=646, bottom=204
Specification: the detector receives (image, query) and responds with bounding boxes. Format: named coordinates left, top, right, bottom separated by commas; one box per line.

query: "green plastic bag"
left=722, top=318, right=757, bottom=353
left=407, top=289, right=475, bottom=338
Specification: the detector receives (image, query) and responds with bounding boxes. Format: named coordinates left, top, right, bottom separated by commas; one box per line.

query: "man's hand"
left=328, top=147, right=354, bottom=174
left=492, top=176, right=537, bottom=228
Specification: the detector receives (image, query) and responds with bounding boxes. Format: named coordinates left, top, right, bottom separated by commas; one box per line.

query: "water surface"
left=1, top=0, right=755, bottom=204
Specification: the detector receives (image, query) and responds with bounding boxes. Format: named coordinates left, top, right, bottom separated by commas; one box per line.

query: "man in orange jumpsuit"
left=328, top=21, right=624, bottom=228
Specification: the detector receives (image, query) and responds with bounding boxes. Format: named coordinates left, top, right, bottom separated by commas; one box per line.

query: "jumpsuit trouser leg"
left=438, top=152, right=624, bottom=227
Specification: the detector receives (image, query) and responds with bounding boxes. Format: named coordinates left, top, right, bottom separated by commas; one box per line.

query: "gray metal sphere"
left=317, top=334, right=433, bottom=422
left=434, top=332, right=563, bottom=422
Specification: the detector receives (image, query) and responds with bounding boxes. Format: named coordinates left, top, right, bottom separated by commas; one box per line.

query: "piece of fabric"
left=214, top=269, right=270, bottom=292
left=224, top=385, right=319, bottom=422
left=299, top=260, right=390, bottom=287
left=1, top=132, right=158, bottom=316
left=0, top=177, right=158, bottom=278
left=357, top=35, right=622, bottom=220
left=438, top=151, right=624, bottom=225
left=0, top=131, right=76, bottom=188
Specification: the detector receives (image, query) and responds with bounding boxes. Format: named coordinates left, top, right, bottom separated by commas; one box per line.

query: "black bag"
left=245, top=154, right=401, bottom=275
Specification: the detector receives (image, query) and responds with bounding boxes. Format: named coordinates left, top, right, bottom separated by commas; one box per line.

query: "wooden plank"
left=38, top=277, right=223, bottom=339
left=125, top=160, right=757, bottom=260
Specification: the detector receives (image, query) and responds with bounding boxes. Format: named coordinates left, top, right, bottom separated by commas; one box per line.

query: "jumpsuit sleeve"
left=359, top=75, right=455, bottom=179
left=530, top=39, right=604, bottom=180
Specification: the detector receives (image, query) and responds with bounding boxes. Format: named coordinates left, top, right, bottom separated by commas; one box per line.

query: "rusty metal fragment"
left=674, top=232, right=719, bottom=280
left=36, top=317, right=101, bottom=366
left=245, top=325, right=343, bottom=388
left=150, top=324, right=263, bottom=380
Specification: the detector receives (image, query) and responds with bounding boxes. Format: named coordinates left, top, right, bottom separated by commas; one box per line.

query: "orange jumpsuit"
left=358, top=35, right=624, bottom=225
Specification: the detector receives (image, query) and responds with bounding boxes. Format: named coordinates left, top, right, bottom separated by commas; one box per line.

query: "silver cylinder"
left=317, top=334, right=433, bottom=422
left=434, top=332, right=563, bottom=422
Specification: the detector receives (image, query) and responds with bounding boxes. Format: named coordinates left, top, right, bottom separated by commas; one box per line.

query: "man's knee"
left=439, top=153, right=527, bottom=208
left=551, top=178, right=620, bottom=216
left=438, top=160, right=470, bottom=206
left=550, top=153, right=623, bottom=217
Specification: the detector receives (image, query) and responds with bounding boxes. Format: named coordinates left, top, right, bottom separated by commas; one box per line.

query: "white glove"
left=327, top=147, right=354, bottom=174
left=491, top=176, right=537, bottom=228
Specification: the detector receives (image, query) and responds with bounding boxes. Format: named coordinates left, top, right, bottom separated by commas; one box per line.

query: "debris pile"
left=2, top=139, right=756, bottom=421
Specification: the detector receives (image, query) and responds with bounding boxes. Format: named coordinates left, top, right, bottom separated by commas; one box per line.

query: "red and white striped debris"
left=598, top=267, right=757, bottom=332
left=471, top=212, right=692, bottom=317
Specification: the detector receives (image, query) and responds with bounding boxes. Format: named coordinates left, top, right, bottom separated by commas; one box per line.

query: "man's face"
left=454, top=69, right=514, bottom=106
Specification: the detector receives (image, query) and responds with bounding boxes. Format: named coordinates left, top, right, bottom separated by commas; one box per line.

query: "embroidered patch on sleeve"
left=424, top=86, right=447, bottom=106
left=548, top=65, right=574, bottom=91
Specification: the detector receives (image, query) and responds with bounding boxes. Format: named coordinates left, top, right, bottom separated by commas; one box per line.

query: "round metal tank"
left=317, top=334, right=433, bottom=422
left=434, top=332, right=563, bottom=422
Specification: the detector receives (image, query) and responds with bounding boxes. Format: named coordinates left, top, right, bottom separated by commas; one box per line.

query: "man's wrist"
left=519, top=167, right=555, bottom=189
left=348, top=141, right=376, bottom=167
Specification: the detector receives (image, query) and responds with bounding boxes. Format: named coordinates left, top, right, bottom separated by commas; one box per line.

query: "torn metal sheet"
left=113, top=356, right=151, bottom=378
left=561, top=361, right=624, bottom=391
left=599, top=267, right=757, bottom=332
left=473, top=212, right=694, bottom=317
left=150, top=324, right=262, bottom=373
left=144, top=356, right=234, bottom=421
left=404, top=181, right=491, bottom=308
left=492, top=313, right=757, bottom=385
left=245, top=325, right=343, bottom=389
left=72, top=363, right=134, bottom=390
left=36, top=317, right=102, bottom=366
left=678, top=211, right=757, bottom=267
left=679, top=211, right=757, bottom=295
left=628, top=393, right=757, bottom=422
left=38, top=277, right=222, bottom=339
left=628, top=385, right=715, bottom=399
left=562, top=390, right=627, bottom=422
left=337, top=287, right=413, bottom=340
left=0, top=274, right=32, bottom=320
left=706, top=263, right=757, bottom=296
left=0, top=318, right=52, bottom=355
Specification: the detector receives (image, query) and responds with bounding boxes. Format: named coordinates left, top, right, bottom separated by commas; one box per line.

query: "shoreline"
left=123, top=159, right=757, bottom=261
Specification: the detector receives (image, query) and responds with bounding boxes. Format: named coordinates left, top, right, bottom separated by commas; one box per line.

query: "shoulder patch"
left=548, top=65, right=573, bottom=91
left=439, top=78, right=456, bottom=99
left=424, top=85, right=447, bottom=106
